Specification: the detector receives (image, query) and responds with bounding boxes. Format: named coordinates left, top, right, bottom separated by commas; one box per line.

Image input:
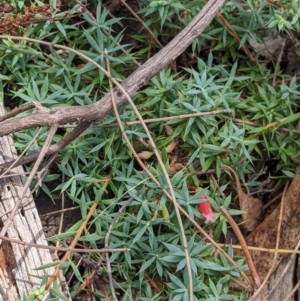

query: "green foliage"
left=3, top=0, right=300, bottom=300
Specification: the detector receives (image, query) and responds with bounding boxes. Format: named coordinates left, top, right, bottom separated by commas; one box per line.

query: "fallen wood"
left=0, top=104, right=71, bottom=300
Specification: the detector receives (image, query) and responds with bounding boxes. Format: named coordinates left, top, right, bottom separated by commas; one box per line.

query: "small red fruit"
left=198, top=195, right=217, bottom=224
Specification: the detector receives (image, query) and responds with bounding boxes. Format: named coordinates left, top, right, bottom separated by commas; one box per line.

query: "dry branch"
left=0, top=0, right=225, bottom=136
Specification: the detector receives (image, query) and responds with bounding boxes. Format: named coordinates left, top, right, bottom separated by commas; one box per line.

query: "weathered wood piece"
left=0, top=104, right=70, bottom=300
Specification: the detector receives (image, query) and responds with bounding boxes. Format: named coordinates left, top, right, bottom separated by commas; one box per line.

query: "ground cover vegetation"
left=0, top=0, right=300, bottom=300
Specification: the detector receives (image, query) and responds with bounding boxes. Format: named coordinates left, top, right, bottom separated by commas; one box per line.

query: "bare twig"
left=265, top=0, right=286, bottom=9
left=101, top=180, right=149, bottom=297
left=209, top=174, right=226, bottom=198
left=259, top=113, right=300, bottom=132
left=0, top=102, right=36, bottom=122
left=105, top=195, right=133, bottom=301
left=105, top=50, right=194, bottom=299
left=94, top=109, right=232, bottom=128
left=55, top=173, right=65, bottom=256
left=104, top=53, right=132, bottom=298
left=0, top=234, right=128, bottom=253
left=39, top=206, right=79, bottom=217
left=220, top=207, right=266, bottom=300
left=216, top=12, right=258, bottom=66
left=272, top=39, right=286, bottom=87
left=119, top=0, right=163, bottom=48
left=212, top=242, right=300, bottom=255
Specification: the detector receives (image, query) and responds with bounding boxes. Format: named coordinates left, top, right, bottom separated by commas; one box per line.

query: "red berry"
left=198, top=195, right=217, bottom=224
